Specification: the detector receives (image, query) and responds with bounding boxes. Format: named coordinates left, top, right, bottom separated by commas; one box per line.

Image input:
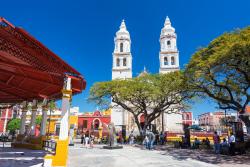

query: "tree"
left=7, top=118, right=21, bottom=134
left=220, top=116, right=236, bottom=126
left=89, top=71, right=192, bottom=137
left=35, top=116, right=42, bottom=126
left=184, top=27, right=250, bottom=132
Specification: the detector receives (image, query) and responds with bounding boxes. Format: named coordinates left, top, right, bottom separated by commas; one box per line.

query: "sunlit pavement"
left=68, top=144, right=218, bottom=167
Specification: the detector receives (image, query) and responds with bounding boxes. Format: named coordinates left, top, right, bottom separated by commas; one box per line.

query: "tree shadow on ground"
left=160, top=146, right=250, bottom=166
left=0, top=147, right=46, bottom=167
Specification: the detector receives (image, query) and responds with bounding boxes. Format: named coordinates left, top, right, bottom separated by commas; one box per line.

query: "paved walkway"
left=148, top=145, right=250, bottom=167
left=1, top=143, right=249, bottom=167
left=0, top=145, right=45, bottom=167
left=168, top=147, right=250, bottom=167
left=68, top=144, right=218, bottom=167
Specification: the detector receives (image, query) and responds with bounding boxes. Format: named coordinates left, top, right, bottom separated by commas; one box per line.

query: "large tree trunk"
left=134, top=118, right=143, bottom=137
left=239, top=115, right=250, bottom=134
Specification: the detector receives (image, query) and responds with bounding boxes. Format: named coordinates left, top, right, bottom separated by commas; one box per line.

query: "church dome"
left=115, top=20, right=130, bottom=40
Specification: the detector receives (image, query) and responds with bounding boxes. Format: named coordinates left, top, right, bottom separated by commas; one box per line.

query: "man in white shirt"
left=229, top=133, right=236, bottom=156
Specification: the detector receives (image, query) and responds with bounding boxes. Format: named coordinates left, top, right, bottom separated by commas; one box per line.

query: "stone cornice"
left=160, top=51, right=178, bottom=54
left=112, top=68, right=131, bottom=71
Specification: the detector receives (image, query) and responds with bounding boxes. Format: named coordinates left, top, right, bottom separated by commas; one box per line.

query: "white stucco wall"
left=164, top=112, right=183, bottom=133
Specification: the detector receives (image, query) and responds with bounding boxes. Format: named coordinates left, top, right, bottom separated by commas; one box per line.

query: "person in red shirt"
left=213, top=131, right=221, bottom=154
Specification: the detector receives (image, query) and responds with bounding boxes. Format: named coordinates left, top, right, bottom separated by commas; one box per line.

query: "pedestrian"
left=81, top=133, right=85, bottom=145
left=143, top=135, right=149, bottom=149
left=213, top=131, right=221, bottom=154
left=205, top=137, right=210, bottom=149
left=160, top=132, right=165, bottom=145
left=193, top=138, right=200, bottom=149
left=85, top=135, right=90, bottom=148
left=90, top=135, right=94, bottom=149
left=148, top=131, right=155, bottom=150
left=228, top=133, right=236, bottom=156
left=129, top=131, right=134, bottom=145
left=155, top=130, right=159, bottom=145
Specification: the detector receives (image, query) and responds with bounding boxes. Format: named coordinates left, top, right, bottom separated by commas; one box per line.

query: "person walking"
left=213, top=131, right=221, bottom=154
left=90, top=135, right=94, bottom=149
left=85, top=135, right=90, bottom=148
left=143, top=135, right=149, bottom=149
left=229, top=133, right=236, bottom=156
left=81, top=133, right=85, bottom=145
left=148, top=131, right=155, bottom=150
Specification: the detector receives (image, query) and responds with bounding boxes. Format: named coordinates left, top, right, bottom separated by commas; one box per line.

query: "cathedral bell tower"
left=111, top=20, right=132, bottom=131
left=112, top=20, right=132, bottom=79
left=159, top=16, right=179, bottom=73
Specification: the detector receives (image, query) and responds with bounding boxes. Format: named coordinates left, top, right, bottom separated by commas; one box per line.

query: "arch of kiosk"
left=0, top=17, right=86, bottom=166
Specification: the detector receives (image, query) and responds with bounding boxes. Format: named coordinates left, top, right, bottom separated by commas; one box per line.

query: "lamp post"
left=224, top=109, right=229, bottom=136
left=161, top=112, right=164, bottom=134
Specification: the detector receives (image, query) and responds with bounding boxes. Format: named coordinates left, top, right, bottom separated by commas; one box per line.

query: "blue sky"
left=1, top=0, right=250, bottom=118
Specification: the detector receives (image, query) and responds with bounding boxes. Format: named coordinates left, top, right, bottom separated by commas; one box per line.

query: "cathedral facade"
left=111, top=17, right=183, bottom=135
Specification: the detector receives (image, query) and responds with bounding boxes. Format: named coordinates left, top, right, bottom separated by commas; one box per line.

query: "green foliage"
left=219, top=116, right=236, bottom=126
left=89, top=71, right=193, bottom=135
left=35, top=116, right=42, bottom=126
left=7, top=118, right=21, bottom=133
left=49, top=100, right=56, bottom=110
left=185, top=26, right=250, bottom=113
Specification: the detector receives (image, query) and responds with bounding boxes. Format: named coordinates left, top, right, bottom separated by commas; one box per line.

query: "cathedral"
left=111, top=17, right=183, bottom=135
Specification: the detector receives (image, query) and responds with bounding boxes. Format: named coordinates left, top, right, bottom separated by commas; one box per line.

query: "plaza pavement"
left=1, top=142, right=249, bottom=167
left=68, top=144, right=218, bottom=167
left=0, top=143, right=45, bottom=167
left=142, top=145, right=250, bottom=167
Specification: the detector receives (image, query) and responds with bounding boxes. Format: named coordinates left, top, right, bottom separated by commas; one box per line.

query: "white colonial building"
left=111, top=17, right=183, bottom=135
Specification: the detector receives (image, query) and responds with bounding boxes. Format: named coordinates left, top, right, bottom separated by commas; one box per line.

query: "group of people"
left=143, top=131, right=155, bottom=150
left=180, top=131, right=237, bottom=156
left=142, top=131, right=166, bottom=150
left=81, top=133, right=94, bottom=148
left=213, top=131, right=236, bottom=155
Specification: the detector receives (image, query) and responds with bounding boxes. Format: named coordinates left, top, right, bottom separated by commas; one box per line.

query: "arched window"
left=116, top=58, right=120, bottom=67
left=123, top=58, right=127, bottom=66
left=167, top=40, right=171, bottom=45
left=171, top=56, right=175, bottom=65
left=186, top=114, right=190, bottom=120
left=164, top=57, right=168, bottom=65
left=120, top=43, right=123, bottom=52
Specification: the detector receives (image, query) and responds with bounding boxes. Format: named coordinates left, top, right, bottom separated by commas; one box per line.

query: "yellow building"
left=25, top=107, right=79, bottom=136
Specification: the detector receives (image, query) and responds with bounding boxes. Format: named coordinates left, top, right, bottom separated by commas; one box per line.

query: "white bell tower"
left=112, top=20, right=132, bottom=80
left=159, top=16, right=179, bottom=73
left=159, top=17, right=183, bottom=133
left=111, top=20, right=132, bottom=130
